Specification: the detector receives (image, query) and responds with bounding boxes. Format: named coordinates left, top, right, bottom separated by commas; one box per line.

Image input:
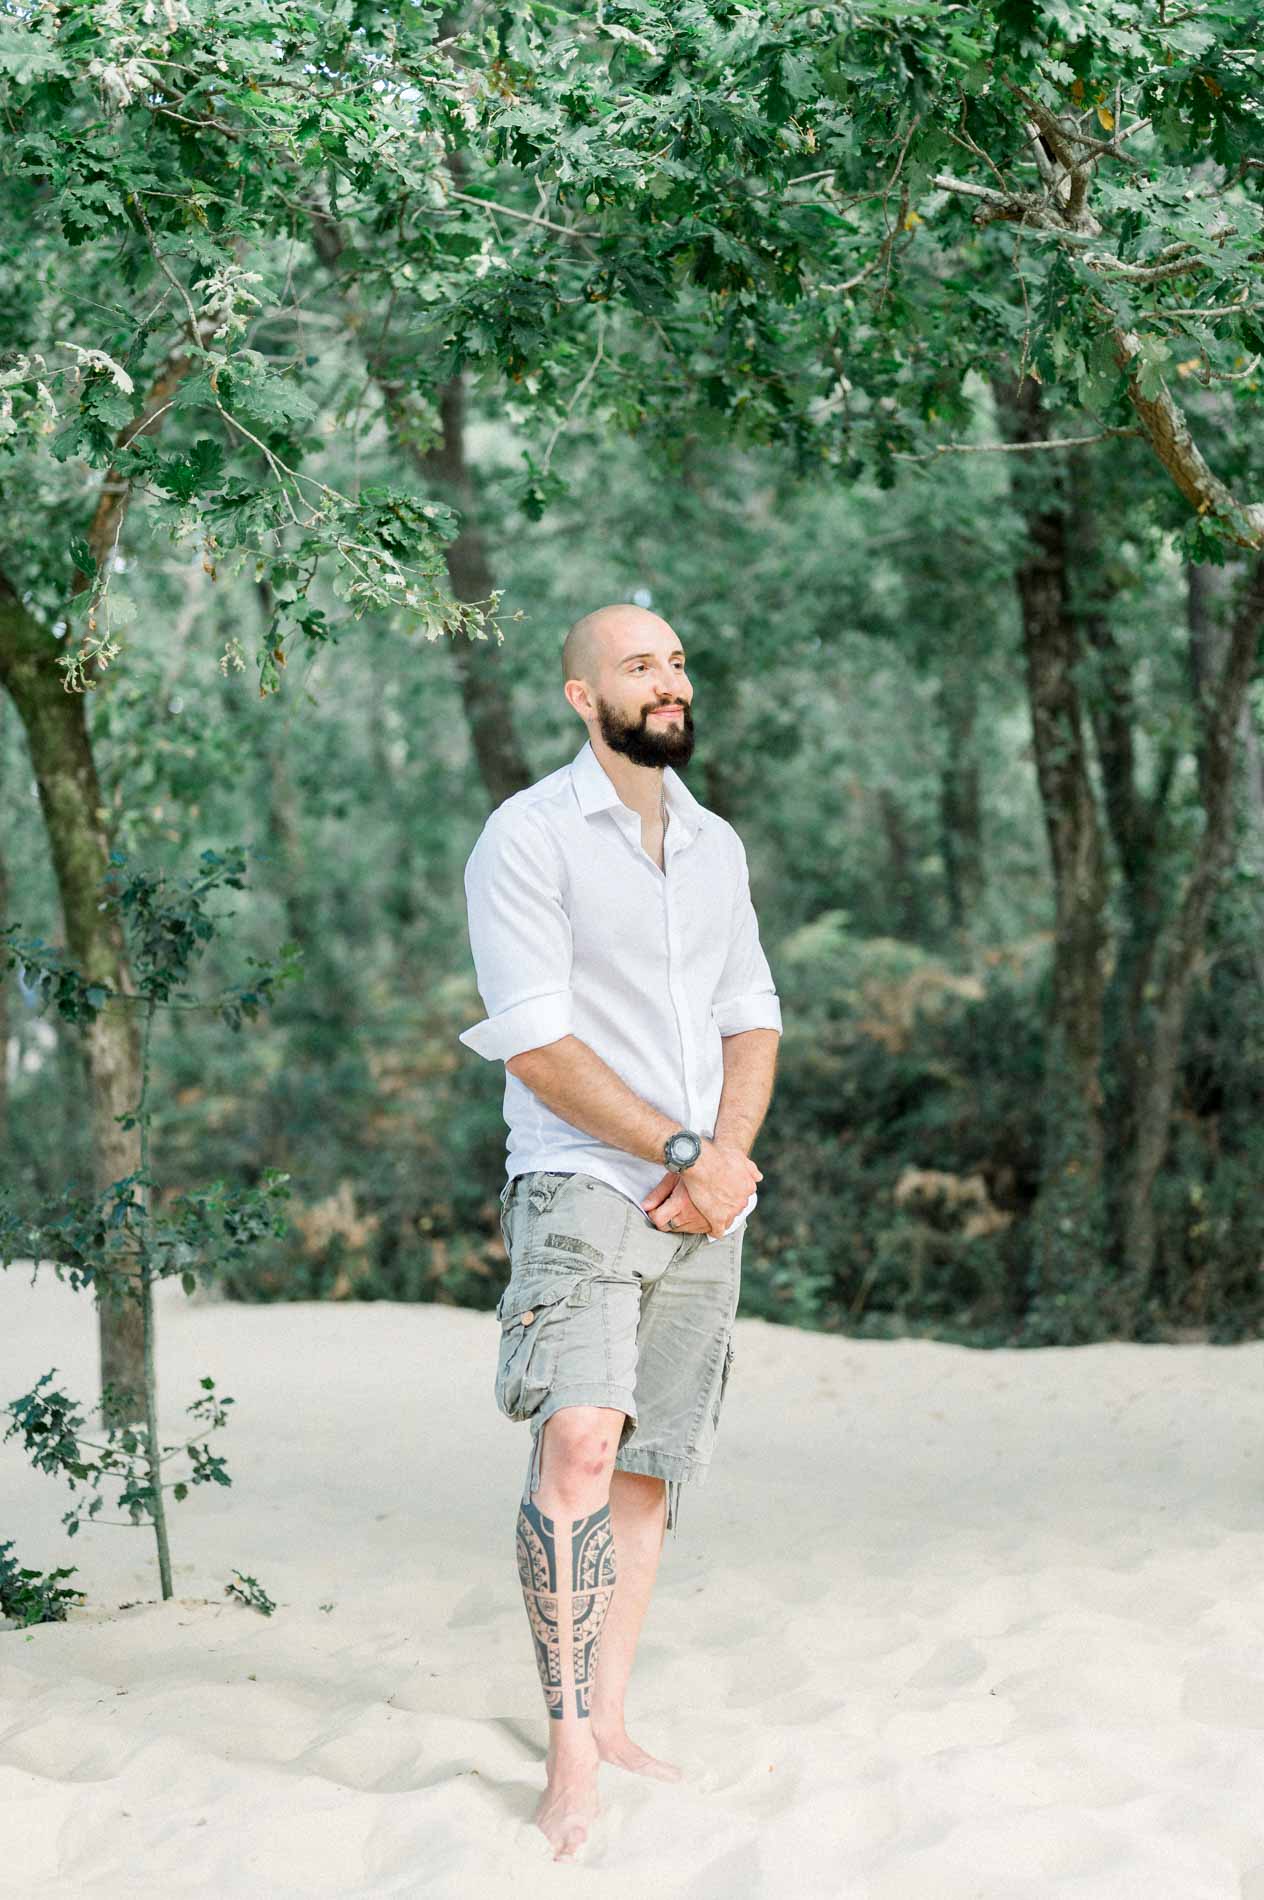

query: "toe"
left=556, top=1824, right=586, bottom=1862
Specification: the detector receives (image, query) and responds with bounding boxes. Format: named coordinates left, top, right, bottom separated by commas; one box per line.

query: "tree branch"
left=1113, top=329, right=1264, bottom=548
left=930, top=161, right=1264, bottom=550
left=895, top=427, right=1143, bottom=462
left=1081, top=242, right=1206, bottom=284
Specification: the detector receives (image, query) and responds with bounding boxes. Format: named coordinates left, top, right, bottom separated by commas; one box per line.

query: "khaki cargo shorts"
left=493, top=1170, right=743, bottom=1537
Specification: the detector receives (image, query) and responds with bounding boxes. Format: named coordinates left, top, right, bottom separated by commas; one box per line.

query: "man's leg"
left=517, top=1403, right=624, bottom=1863
left=586, top=1468, right=681, bottom=1778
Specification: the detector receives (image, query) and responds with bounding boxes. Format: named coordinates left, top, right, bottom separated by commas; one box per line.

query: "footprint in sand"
left=724, top=1648, right=811, bottom=1709
left=900, top=1640, right=988, bottom=1696
left=446, top=1586, right=503, bottom=1629
left=0, top=1713, right=130, bottom=1784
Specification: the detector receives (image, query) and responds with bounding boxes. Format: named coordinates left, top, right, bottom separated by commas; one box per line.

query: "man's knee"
left=544, top=1404, right=627, bottom=1470
left=538, top=1405, right=629, bottom=1495
left=610, top=1468, right=665, bottom=1499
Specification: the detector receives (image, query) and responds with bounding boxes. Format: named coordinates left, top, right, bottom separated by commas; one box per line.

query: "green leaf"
left=0, top=25, right=69, bottom=81
left=1133, top=337, right=1172, bottom=401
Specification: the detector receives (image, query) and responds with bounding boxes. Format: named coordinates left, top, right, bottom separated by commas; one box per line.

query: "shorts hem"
left=529, top=1385, right=638, bottom=1432
left=613, top=1446, right=710, bottom=1486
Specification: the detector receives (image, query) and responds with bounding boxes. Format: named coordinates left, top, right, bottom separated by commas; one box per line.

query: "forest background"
left=2, top=0, right=1263, bottom=1408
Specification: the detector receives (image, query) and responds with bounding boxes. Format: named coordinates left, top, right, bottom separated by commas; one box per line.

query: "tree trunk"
left=938, top=663, right=984, bottom=934
left=419, top=376, right=532, bottom=807
left=0, top=698, right=9, bottom=1159
left=696, top=650, right=741, bottom=822
left=307, top=202, right=531, bottom=810
left=370, top=682, right=423, bottom=936
left=264, top=737, right=313, bottom=956
left=250, top=579, right=324, bottom=968
left=1064, top=463, right=1172, bottom=1275
left=877, top=786, right=924, bottom=937
left=1187, top=562, right=1264, bottom=989
left=1115, top=557, right=1264, bottom=1321
left=997, top=382, right=1109, bottom=1319
left=0, top=576, right=144, bottom=1422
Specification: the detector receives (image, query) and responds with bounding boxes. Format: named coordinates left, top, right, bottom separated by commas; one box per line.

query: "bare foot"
left=535, top=1751, right=601, bottom=1862
left=593, top=1728, right=683, bottom=1782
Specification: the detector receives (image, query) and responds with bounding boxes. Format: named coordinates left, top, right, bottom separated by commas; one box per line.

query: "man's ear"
left=563, top=679, right=592, bottom=720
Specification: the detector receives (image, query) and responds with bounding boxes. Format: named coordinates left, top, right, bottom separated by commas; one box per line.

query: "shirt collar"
left=570, top=738, right=704, bottom=848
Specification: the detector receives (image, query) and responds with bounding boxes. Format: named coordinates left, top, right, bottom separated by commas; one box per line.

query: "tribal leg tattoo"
left=516, top=1496, right=618, bottom=1720
left=570, top=1502, right=617, bottom=1719
left=516, top=1496, right=563, bottom=1721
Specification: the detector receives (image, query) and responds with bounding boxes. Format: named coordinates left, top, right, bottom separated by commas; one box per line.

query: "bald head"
left=561, top=602, right=695, bottom=762
left=562, top=604, right=676, bottom=687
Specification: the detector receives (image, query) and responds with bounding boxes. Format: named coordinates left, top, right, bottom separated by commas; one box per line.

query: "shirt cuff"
left=458, top=990, right=572, bottom=1063
left=705, top=1187, right=758, bottom=1243
left=712, top=993, right=783, bottom=1037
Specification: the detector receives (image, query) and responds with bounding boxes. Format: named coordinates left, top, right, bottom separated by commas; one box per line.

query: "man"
left=459, top=603, right=781, bottom=1862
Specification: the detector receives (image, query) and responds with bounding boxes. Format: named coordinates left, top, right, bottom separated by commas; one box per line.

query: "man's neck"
left=589, top=737, right=667, bottom=826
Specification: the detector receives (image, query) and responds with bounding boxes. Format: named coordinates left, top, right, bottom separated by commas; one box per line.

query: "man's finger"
left=641, top=1172, right=677, bottom=1213
left=658, top=1189, right=712, bottom=1235
left=649, top=1186, right=688, bottom=1230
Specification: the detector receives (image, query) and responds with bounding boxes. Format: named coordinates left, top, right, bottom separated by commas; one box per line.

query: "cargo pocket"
left=524, top=1172, right=576, bottom=1218
left=502, top=1173, right=580, bottom=1268
left=494, top=1272, right=591, bottom=1423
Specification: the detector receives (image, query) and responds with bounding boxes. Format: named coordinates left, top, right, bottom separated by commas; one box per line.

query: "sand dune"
left=3, top=1269, right=1264, bottom=1898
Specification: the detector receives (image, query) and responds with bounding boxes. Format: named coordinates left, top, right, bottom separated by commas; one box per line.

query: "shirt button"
left=521, top=1310, right=536, bottom=1325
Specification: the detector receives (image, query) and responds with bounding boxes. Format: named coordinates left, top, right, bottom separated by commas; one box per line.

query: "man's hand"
left=642, top=1139, right=762, bottom=1238
left=641, top=1172, right=710, bottom=1234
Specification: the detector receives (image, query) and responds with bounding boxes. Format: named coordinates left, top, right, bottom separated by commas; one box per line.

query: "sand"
left=3, top=1267, right=1264, bottom=1899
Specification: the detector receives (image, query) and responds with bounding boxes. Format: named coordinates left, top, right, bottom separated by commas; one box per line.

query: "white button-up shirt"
left=459, top=738, right=782, bottom=1241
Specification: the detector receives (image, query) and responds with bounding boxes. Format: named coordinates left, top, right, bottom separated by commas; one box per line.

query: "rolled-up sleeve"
left=711, top=833, right=782, bottom=1037
left=458, top=809, right=574, bottom=1062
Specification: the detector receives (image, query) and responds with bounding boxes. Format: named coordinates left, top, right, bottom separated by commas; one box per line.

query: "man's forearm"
left=506, top=1036, right=679, bottom=1165
left=507, top=1027, right=779, bottom=1167
left=712, top=1028, right=779, bottom=1154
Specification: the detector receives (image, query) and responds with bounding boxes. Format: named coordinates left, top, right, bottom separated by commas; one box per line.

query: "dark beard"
left=596, top=694, right=696, bottom=769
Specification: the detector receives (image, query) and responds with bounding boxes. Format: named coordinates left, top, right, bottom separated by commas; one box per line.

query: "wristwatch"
left=663, top=1127, right=703, bottom=1172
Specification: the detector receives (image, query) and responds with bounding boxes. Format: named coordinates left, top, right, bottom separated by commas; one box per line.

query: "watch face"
left=668, top=1131, right=701, bottom=1167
